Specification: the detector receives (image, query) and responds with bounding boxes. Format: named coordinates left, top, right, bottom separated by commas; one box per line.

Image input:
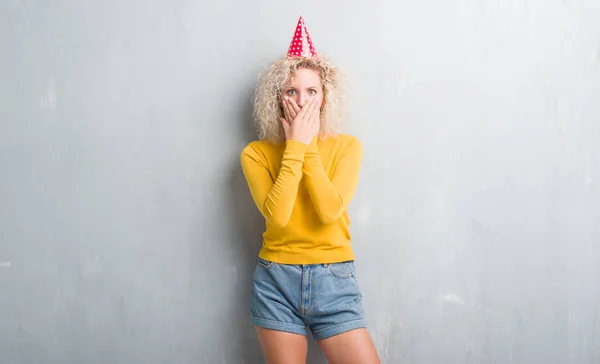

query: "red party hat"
left=286, top=16, right=318, bottom=59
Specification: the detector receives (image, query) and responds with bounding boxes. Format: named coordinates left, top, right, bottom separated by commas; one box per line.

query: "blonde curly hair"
left=253, top=56, right=347, bottom=142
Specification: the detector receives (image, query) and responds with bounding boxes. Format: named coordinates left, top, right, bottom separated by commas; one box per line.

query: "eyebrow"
left=285, top=86, right=320, bottom=90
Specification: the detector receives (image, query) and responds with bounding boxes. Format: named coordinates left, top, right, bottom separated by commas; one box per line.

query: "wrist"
left=290, top=136, right=312, bottom=145
left=286, top=139, right=311, bottom=151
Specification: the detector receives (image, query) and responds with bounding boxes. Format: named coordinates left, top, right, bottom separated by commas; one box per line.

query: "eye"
left=286, top=90, right=296, bottom=96
left=308, top=89, right=317, bottom=96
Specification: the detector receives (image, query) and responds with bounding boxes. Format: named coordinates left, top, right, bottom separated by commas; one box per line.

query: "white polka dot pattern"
left=286, top=16, right=318, bottom=59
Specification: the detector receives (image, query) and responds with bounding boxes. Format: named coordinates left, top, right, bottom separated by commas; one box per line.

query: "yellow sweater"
left=240, top=134, right=362, bottom=264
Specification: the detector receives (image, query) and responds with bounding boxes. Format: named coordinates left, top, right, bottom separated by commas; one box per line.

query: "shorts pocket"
left=257, top=257, right=275, bottom=269
left=328, top=261, right=355, bottom=279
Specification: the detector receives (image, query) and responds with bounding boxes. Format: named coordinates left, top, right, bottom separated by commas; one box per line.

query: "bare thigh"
left=318, top=328, right=380, bottom=364
left=255, top=327, right=308, bottom=364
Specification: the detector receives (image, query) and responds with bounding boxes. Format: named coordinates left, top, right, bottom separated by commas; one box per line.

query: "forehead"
left=287, top=68, right=321, bottom=87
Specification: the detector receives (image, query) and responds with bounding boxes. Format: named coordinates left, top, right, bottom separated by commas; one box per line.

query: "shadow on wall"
left=222, top=84, right=265, bottom=363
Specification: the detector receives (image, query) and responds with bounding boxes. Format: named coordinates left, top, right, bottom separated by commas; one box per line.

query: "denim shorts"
left=250, top=257, right=367, bottom=340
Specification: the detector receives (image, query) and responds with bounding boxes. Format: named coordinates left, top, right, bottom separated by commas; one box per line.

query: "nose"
left=297, top=93, right=307, bottom=107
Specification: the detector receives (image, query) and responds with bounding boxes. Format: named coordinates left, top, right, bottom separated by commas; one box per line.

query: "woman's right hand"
left=280, top=97, right=320, bottom=145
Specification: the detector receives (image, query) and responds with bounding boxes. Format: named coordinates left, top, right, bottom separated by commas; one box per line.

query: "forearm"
left=242, top=140, right=309, bottom=228
left=303, top=140, right=361, bottom=224
left=261, top=142, right=306, bottom=226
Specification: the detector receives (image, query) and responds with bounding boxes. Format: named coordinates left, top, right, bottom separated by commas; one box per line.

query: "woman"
left=241, top=17, right=380, bottom=364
